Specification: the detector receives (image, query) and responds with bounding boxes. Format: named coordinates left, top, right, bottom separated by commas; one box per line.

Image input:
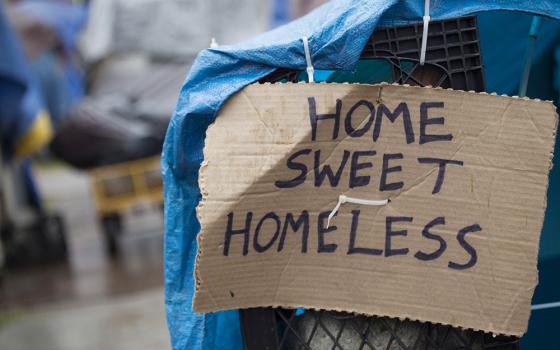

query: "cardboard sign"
left=194, top=83, right=557, bottom=336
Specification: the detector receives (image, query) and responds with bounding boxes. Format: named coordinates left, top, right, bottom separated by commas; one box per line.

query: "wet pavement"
left=0, top=165, right=169, bottom=349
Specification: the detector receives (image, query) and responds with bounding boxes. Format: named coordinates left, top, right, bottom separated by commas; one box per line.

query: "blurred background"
left=0, top=0, right=297, bottom=349
left=0, top=0, right=559, bottom=349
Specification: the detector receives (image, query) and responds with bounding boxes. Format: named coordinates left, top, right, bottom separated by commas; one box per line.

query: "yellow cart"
left=90, top=156, right=163, bottom=255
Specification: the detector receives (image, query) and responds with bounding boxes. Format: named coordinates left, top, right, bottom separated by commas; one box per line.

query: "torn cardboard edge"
left=196, top=301, right=521, bottom=338
left=257, top=81, right=556, bottom=104
left=193, top=82, right=558, bottom=337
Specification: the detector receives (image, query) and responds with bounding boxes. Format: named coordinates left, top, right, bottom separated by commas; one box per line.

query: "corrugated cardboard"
left=194, top=83, right=558, bottom=336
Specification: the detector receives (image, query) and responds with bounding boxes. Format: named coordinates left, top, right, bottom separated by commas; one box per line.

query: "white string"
left=532, top=301, right=560, bottom=311
left=327, top=195, right=389, bottom=228
left=420, top=0, right=430, bottom=65
left=210, top=37, right=219, bottom=48
left=302, top=36, right=315, bottom=83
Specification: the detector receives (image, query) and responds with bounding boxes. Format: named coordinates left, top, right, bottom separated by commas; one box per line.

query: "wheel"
left=0, top=222, right=18, bottom=266
left=40, top=214, right=68, bottom=262
left=100, top=213, right=122, bottom=257
left=241, top=308, right=519, bottom=350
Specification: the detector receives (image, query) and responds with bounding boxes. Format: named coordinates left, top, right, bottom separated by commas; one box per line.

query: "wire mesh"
left=240, top=308, right=520, bottom=350
left=277, top=309, right=519, bottom=350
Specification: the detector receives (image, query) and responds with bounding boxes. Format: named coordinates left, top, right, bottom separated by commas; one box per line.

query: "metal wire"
left=269, top=309, right=520, bottom=350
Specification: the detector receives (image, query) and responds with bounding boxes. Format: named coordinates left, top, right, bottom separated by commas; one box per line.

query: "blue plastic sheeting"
left=478, top=12, right=560, bottom=95
left=12, top=0, right=87, bottom=115
left=162, top=1, right=560, bottom=349
left=0, top=2, right=44, bottom=158
left=12, top=0, right=86, bottom=51
left=477, top=12, right=560, bottom=349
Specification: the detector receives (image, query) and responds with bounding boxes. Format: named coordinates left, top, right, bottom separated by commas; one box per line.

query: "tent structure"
left=162, top=1, right=560, bottom=349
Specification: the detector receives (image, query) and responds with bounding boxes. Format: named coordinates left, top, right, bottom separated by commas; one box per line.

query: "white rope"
left=302, top=36, right=315, bottom=83
left=327, top=195, right=389, bottom=228
left=420, top=0, right=431, bottom=65
left=532, top=301, right=560, bottom=311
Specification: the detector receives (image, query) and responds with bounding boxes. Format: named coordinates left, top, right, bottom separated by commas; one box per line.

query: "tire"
left=100, top=213, right=122, bottom=257
left=241, top=308, right=519, bottom=350
left=40, top=214, right=68, bottom=262
left=0, top=223, right=18, bottom=266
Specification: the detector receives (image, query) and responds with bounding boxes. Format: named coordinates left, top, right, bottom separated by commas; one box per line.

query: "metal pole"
left=518, top=16, right=541, bottom=97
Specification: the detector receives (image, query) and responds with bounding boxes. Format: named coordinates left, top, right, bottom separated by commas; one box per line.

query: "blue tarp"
left=0, top=2, right=46, bottom=158
left=12, top=0, right=87, bottom=120
left=0, top=0, right=86, bottom=158
left=162, top=1, right=560, bottom=349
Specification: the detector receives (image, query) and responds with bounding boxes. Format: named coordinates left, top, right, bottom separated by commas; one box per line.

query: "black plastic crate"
left=363, top=16, right=485, bottom=91
left=260, top=16, right=485, bottom=92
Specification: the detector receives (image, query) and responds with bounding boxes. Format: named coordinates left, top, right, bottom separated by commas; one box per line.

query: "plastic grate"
left=260, top=16, right=485, bottom=92
left=363, top=16, right=485, bottom=91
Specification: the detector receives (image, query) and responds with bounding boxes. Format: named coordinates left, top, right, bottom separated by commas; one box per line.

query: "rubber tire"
left=100, top=213, right=122, bottom=257
left=41, top=214, right=68, bottom=262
